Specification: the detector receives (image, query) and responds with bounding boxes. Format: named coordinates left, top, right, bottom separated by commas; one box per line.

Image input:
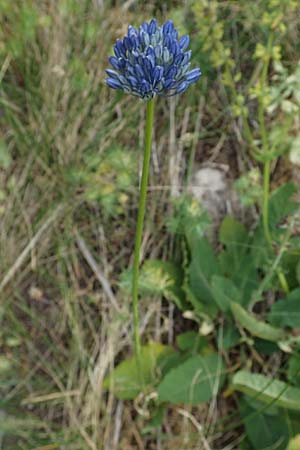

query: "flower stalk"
left=105, top=19, right=201, bottom=363
left=132, top=98, right=155, bottom=361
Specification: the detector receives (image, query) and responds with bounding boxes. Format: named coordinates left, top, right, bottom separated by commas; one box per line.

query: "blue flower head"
left=105, top=19, right=201, bottom=99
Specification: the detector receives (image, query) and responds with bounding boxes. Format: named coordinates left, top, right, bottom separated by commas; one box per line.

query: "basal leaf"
left=269, top=289, right=300, bottom=329
left=281, top=249, right=300, bottom=291
left=240, top=399, right=290, bottom=450
left=218, top=323, right=240, bottom=350
left=250, top=225, right=270, bottom=272
left=176, top=331, right=208, bottom=353
left=157, top=353, right=225, bottom=405
left=103, top=342, right=173, bottom=400
left=187, top=237, right=220, bottom=317
left=233, top=370, right=300, bottom=411
left=158, top=351, right=185, bottom=377
left=231, top=302, right=286, bottom=342
left=269, top=182, right=297, bottom=227
left=232, top=257, right=259, bottom=307
left=219, top=216, right=259, bottom=306
left=287, top=355, right=300, bottom=387
left=211, top=275, right=241, bottom=312
left=219, top=216, right=248, bottom=247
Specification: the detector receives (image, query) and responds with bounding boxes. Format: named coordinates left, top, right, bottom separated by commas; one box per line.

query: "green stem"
left=132, top=98, right=155, bottom=361
left=258, top=32, right=289, bottom=294
left=262, top=156, right=289, bottom=294
left=259, top=36, right=272, bottom=246
left=262, top=159, right=272, bottom=245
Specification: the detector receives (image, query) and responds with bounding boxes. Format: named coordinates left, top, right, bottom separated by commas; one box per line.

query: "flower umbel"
left=106, top=19, right=201, bottom=99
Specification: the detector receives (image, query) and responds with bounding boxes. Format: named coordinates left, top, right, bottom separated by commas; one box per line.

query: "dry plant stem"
left=132, top=98, right=155, bottom=364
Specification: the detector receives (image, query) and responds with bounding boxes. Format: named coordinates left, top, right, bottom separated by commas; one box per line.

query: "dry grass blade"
left=0, top=204, right=64, bottom=292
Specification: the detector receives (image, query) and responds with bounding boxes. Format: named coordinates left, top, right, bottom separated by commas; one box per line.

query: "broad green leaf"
left=231, top=302, right=286, bottom=342
left=250, top=225, right=270, bottom=271
left=211, top=275, right=241, bottom=312
left=240, top=399, right=290, bottom=450
left=184, top=284, right=215, bottom=319
left=219, top=216, right=259, bottom=307
left=218, top=324, right=240, bottom=350
left=242, top=393, right=279, bottom=415
left=287, top=355, right=300, bottom=387
left=281, top=249, right=300, bottom=290
left=187, top=237, right=220, bottom=317
left=157, top=353, right=225, bottom=405
left=103, top=342, right=173, bottom=400
left=158, top=351, right=185, bottom=377
left=176, top=331, right=208, bottom=353
left=234, top=258, right=258, bottom=307
left=269, top=289, right=300, bottom=329
left=269, top=182, right=297, bottom=227
left=233, top=371, right=300, bottom=411
left=219, top=216, right=248, bottom=247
